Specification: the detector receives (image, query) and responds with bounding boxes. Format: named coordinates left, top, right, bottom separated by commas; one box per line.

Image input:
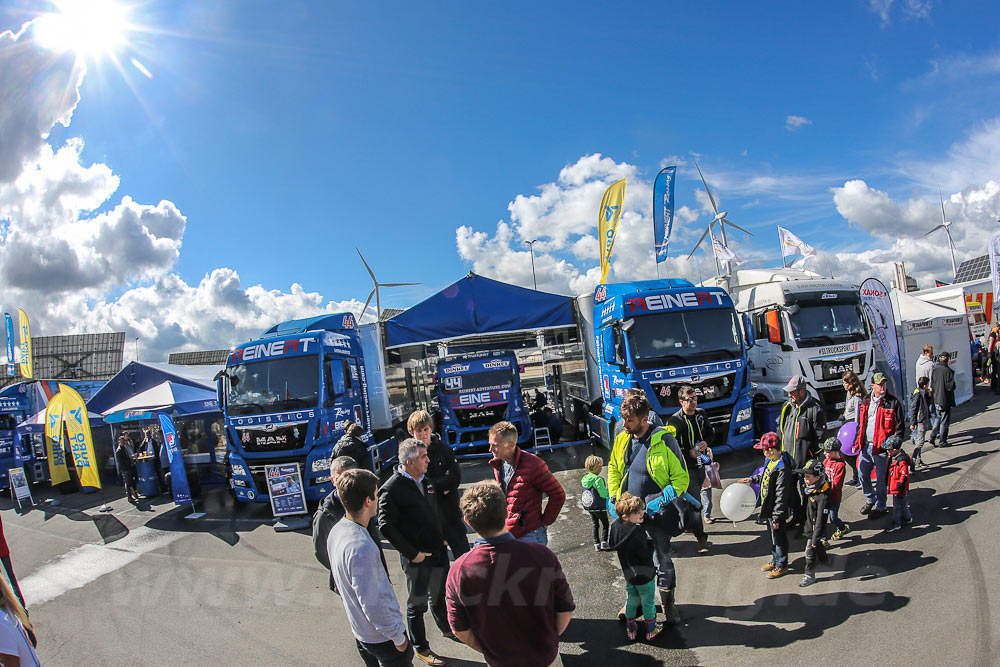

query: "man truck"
left=218, top=313, right=373, bottom=505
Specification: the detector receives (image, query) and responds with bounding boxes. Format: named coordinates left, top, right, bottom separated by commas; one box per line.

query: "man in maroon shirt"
left=445, top=481, right=574, bottom=667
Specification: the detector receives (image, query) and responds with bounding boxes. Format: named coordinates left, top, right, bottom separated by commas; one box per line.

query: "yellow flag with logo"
left=45, top=392, right=70, bottom=485
left=17, top=309, right=32, bottom=379
left=598, top=178, right=627, bottom=283
left=60, top=384, right=101, bottom=489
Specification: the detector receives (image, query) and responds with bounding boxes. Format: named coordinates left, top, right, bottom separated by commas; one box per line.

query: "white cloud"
left=868, top=0, right=932, bottom=26
left=785, top=115, right=812, bottom=131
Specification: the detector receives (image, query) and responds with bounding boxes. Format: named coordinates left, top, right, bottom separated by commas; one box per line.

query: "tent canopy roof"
left=87, top=361, right=223, bottom=414
left=894, top=291, right=960, bottom=322
left=101, top=381, right=218, bottom=417
left=383, top=273, right=575, bottom=348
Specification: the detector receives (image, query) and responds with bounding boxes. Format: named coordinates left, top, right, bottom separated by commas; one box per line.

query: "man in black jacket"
left=666, top=385, right=712, bottom=551
left=408, top=411, right=468, bottom=558
left=332, top=422, right=373, bottom=471
left=378, top=438, right=450, bottom=666
left=778, top=375, right=827, bottom=535
left=930, top=353, right=956, bottom=448
left=741, top=432, right=794, bottom=579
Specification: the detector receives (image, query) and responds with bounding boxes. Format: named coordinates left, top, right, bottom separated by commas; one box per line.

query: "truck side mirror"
left=766, top=309, right=785, bottom=345
left=742, top=313, right=755, bottom=348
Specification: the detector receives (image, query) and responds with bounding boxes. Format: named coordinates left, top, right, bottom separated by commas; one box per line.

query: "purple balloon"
left=750, top=463, right=764, bottom=499
left=837, top=422, right=858, bottom=456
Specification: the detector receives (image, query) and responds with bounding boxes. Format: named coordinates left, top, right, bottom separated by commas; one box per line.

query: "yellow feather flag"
left=17, top=309, right=32, bottom=379
left=45, top=392, right=70, bottom=485
left=598, top=178, right=627, bottom=283
left=60, top=384, right=101, bottom=489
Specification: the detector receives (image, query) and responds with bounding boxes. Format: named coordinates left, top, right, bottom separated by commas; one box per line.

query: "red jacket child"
left=888, top=450, right=911, bottom=496
left=822, top=454, right=846, bottom=504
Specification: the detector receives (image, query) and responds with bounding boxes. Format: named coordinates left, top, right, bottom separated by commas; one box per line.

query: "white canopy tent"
left=892, top=291, right=974, bottom=405
left=101, top=381, right=219, bottom=422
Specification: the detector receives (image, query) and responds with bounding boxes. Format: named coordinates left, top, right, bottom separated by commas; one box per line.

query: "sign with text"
left=8, top=467, right=32, bottom=508
left=265, top=463, right=307, bottom=517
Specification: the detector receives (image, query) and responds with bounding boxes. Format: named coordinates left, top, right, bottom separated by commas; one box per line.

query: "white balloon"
left=720, top=482, right=758, bottom=522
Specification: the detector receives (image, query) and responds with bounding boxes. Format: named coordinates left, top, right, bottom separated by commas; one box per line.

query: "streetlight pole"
left=524, top=239, right=538, bottom=290
left=135, top=337, right=140, bottom=362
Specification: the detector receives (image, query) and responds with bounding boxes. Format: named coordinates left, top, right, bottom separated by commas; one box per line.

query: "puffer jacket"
left=888, top=451, right=911, bottom=496
left=490, top=447, right=566, bottom=538
left=855, top=392, right=905, bottom=455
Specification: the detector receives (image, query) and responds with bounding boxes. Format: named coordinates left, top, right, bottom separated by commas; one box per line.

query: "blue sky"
left=2, top=0, right=1000, bottom=360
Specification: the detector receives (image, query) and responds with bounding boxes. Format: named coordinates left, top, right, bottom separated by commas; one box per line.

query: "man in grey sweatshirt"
left=328, top=469, right=413, bottom=666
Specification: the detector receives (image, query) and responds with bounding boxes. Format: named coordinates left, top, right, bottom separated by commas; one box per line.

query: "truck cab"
left=437, top=349, right=532, bottom=451
left=219, top=313, right=373, bottom=504
left=715, top=268, right=874, bottom=428
left=588, top=279, right=756, bottom=453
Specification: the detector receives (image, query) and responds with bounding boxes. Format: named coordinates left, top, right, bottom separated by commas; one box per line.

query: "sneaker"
left=886, top=524, right=901, bottom=533
left=832, top=525, right=852, bottom=540
left=600, top=541, right=610, bottom=551
left=859, top=503, right=873, bottom=515
left=441, top=631, right=460, bottom=642
left=415, top=649, right=447, bottom=666
left=645, top=620, right=663, bottom=642
left=766, top=566, right=788, bottom=579
left=705, top=516, right=716, bottom=524
left=594, top=544, right=602, bottom=552
left=820, top=538, right=829, bottom=549
left=848, top=478, right=862, bottom=488
left=799, top=574, right=816, bottom=587
left=697, top=538, right=709, bottom=554
left=626, top=619, right=638, bottom=642
left=901, top=517, right=913, bottom=525
left=761, top=562, right=776, bottom=572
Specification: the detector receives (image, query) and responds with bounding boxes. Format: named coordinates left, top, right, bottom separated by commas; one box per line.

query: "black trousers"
left=356, top=638, right=414, bottom=667
left=441, top=517, right=470, bottom=559
left=400, top=551, right=450, bottom=651
left=804, top=538, right=828, bottom=576
left=589, top=510, right=609, bottom=544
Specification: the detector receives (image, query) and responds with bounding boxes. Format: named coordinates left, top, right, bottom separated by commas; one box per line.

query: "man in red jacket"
left=853, top=373, right=905, bottom=518
left=488, top=421, right=566, bottom=544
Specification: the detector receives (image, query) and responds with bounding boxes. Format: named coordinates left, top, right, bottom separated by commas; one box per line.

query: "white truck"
left=708, top=268, right=874, bottom=430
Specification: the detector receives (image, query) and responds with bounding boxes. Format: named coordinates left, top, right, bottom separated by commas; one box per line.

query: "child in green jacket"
left=582, top=455, right=610, bottom=550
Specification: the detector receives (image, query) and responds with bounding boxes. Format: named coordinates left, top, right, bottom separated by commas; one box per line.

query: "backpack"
left=581, top=485, right=600, bottom=511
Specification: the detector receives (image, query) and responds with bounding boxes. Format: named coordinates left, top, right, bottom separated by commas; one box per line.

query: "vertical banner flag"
left=653, top=167, right=676, bottom=263
left=158, top=413, right=192, bottom=506
left=989, top=230, right=1000, bottom=308
left=44, top=392, right=70, bottom=485
left=59, top=384, right=101, bottom=489
left=17, top=309, right=32, bottom=379
left=860, top=278, right=903, bottom=396
left=778, top=226, right=816, bottom=265
left=710, top=228, right=741, bottom=265
left=598, top=178, right=627, bottom=283
left=4, top=313, right=14, bottom=376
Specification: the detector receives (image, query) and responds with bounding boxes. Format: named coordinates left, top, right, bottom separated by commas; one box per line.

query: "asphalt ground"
left=5, top=386, right=1000, bottom=666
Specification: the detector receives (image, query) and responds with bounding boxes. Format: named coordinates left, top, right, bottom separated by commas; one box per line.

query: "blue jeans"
left=769, top=518, right=789, bottom=569
left=892, top=495, right=912, bottom=526
left=858, top=447, right=888, bottom=511
left=518, top=525, right=548, bottom=545
left=932, top=405, right=951, bottom=446
left=625, top=579, right=657, bottom=621
left=828, top=502, right=847, bottom=531
left=700, top=487, right=713, bottom=519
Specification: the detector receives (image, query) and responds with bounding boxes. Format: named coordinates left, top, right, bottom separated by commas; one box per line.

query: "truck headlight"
left=231, top=464, right=248, bottom=477
left=736, top=407, right=752, bottom=423
left=311, top=458, right=330, bottom=473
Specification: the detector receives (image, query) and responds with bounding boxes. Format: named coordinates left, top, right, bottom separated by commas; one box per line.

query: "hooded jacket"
left=489, top=447, right=566, bottom=538
left=607, top=426, right=689, bottom=501
left=750, top=452, right=794, bottom=522
left=888, top=450, right=911, bottom=496
left=910, top=388, right=932, bottom=429
left=778, top=395, right=827, bottom=468
left=607, top=518, right=655, bottom=586
left=915, top=354, right=935, bottom=387
left=821, top=456, right=846, bottom=504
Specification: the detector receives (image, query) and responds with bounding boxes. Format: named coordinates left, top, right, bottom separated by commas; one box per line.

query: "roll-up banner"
left=4, top=313, right=14, bottom=376
left=17, top=309, right=32, bottom=379
left=158, top=413, right=192, bottom=506
left=653, top=166, right=676, bottom=263
left=60, top=384, right=101, bottom=489
left=45, top=392, right=70, bottom=485
left=860, top=277, right=903, bottom=397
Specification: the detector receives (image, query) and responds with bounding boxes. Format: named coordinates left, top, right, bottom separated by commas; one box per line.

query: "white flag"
left=778, top=226, right=816, bottom=259
left=710, top=228, right=741, bottom=264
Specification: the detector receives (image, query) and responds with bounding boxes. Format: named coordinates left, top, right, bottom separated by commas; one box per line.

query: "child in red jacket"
left=821, top=438, right=851, bottom=541
left=885, top=435, right=912, bottom=532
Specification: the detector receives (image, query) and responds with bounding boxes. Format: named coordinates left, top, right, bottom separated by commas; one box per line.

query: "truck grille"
left=810, top=354, right=866, bottom=383
left=702, top=405, right=731, bottom=447
left=651, top=373, right=737, bottom=410
left=236, top=422, right=308, bottom=453
left=453, top=404, right=508, bottom=429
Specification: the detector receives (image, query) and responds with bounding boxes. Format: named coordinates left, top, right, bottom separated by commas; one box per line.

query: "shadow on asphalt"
left=561, top=617, right=691, bottom=666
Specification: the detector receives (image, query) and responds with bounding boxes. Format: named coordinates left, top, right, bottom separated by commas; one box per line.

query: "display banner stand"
left=8, top=468, right=33, bottom=511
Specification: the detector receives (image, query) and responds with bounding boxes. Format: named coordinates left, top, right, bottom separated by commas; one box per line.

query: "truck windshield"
left=225, top=355, right=319, bottom=415
left=627, top=309, right=743, bottom=370
left=439, top=369, right=513, bottom=394
left=789, top=303, right=867, bottom=348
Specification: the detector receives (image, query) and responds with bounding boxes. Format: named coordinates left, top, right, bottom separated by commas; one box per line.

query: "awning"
left=17, top=407, right=105, bottom=434
left=383, top=273, right=575, bottom=348
left=102, top=381, right=219, bottom=423
left=87, top=361, right=223, bottom=415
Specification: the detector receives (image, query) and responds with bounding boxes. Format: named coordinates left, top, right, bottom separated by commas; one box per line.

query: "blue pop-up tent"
left=383, top=273, right=575, bottom=348
left=87, top=361, right=223, bottom=415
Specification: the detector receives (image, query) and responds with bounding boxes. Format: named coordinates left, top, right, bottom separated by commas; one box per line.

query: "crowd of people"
left=320, top=340, right=966, bottom=666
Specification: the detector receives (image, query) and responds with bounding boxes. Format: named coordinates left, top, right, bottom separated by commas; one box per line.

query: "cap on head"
left=821, top=437, right=840, bottom=452
left=782, top=375, right=807, bottom=393
left=796, top=459, right=823, bottom=476
left=937, top=353, right=950, bottom=363
left=871, top=372, right=887, bottom=385
left=755, top=432, right=779, bottom=450
left=884, top=435, right=903, bottom=451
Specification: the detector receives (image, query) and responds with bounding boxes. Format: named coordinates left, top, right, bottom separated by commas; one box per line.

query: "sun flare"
left=35, top=0, right=130, bottom=58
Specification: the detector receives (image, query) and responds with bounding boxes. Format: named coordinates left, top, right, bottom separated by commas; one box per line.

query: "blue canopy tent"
left=87, top=361, right=222, bottom=415
left=101, top=381, right=219, bottom=423
left=384, top=272, right=575, bottom=348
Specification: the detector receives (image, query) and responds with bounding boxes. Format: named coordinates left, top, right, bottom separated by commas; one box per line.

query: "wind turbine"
left=686, top=159, right=753, bottom=274
left=356, top=248, right=419, bottom=321
left=924, top=190, right=958, bottom=279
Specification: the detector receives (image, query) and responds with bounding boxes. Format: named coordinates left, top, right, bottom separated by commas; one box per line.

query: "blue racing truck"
left=218, top=313, right=373, bottom=504
left=437, top=349, right=532, bottom=452
left=584, top=279, right=756, bottom=453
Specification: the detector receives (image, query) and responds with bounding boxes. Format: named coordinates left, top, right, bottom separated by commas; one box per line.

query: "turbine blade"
left=359, top=288, right=376, bottom=321
left=380, top=282, right=421, bottom=287
left=694, top=159, right=719, bottom=214
left=687, top=223, right=713, bottom=259
left=356, top=248, right=377, bottom=282
left=721, top=218, right=753, bottom=236
left=923, top=224, right=945, bottom=237
left=939, top=189, right=947, bottom=223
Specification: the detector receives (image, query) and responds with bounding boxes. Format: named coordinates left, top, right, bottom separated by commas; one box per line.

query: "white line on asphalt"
left=20, top=526, right=185, bottom=607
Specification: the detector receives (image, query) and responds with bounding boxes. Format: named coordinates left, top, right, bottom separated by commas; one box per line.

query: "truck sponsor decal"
left=625, top=291, right=727, bottom=314
left=441, top=364, right=470, bottom=374
left=816, top=342, right=860, bottom=356
left=231, top=410, right=316, bottom=426
left=640, top=359, right=743, bottom=380
left=481, top=359, right=510, bottom=369
left=229, top=337, right=315, bottom=363
left=448, top=389, right=510, bottom=407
